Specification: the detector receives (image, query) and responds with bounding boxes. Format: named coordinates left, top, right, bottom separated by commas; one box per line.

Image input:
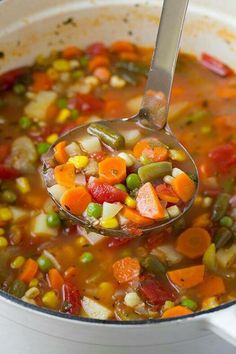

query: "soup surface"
left=0, top=41, right=236, bottom=320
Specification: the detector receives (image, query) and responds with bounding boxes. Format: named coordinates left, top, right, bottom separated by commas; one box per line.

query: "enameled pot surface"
left=0, top=0, right=236, bottom=353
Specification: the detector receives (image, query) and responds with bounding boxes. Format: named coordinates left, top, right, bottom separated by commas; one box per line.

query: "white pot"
left=0, top=1, right=236, bottom=353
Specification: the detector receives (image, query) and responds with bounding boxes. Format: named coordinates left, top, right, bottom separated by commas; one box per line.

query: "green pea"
left=19, top=116, right=31, bottom=129
left=80, top=252, right=94, bottom=264
left=86, top=202, right=102, bottom=219
left=13, top=84, right=26, bottom=95
left=71, top=70, right=84, bottom=79
left=37, top=142, right=50, bottom=155
left=181, top=298, right=198, bottom=311
left=70, top=109, right=79, bottom=119
left=220, top=216, right=233, bottom=228
left=80, top=56, right=90, bottom=67
left=46, top=212, right=61, bottom=228
left=115, top=184, right=127, bottom=192
left=126, top=173, right=141, bottom=191
left=2, top=190, right=17, bottom=203
left=57, top=98, right=68, bottom=109
left=37, top=255, right=53, bottom=272
left=9, top=279, right=27, bottom=298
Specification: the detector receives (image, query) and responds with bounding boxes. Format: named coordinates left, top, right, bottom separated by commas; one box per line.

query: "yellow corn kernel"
left=46, top=133, right=58, bottom=144
left=0, top=237, right=8, bottom=248
left=100, top=217, right=119, bottom=229
left=56, top=108, right=71, bottom=123
left=76, top=236, right=88, bottom=247
left=10, top=256, right=25, bottom=269
left=42, top=291, right=59, bottom=309
left=16, top=177, right=31, bottom=194
left=53, top=59, right=70, bottom=72
left=125, top=196, right=136, bottom=208
left=0, top=207, right=12, bottom=221
left=29, top=278, right=39, bottom=288
left=47, top=67, right=59, bottom=80
left=194, top=195, right=203, bottom=206
left=0, top=228, right=5, bottom=236
left=98, top=282, right=114, bottom=302
left=68, top=155, right=89, bottom=169
left=169, top=149, right=186, bottom=161
left=202, top=296, right=219, bottom=310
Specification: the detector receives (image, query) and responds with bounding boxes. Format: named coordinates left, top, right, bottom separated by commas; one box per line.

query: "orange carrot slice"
left=60, top=186, right=91, bottom=215
left=176, top=227, right=211, bottom=259
left=111, top=41, right=135, bottom=53
left=196, top=275, right=226, bottom=298
left=162, top=305, right=193, bottom=318
left=62, top=46, right=81, bottom=59
left=31, top=72, right=52, bottom=92
left=48, top=268, right=64, bottom=290
left=98, top=157, right=126, bottom=185
left=172, top=172, right=195, bottom=202
left=119, top=52, right=139, bottom=61
left=46, top=103, right=59, bottom=120
left=156, top=183, right=180, bottom=204
left=54, top=163, right=75, bottom=188
left=143, top=146, right=169, bottom=162
left=121, top=207, right=153, bottom=226
left=133, top=140, right=150, bottom=158
left=167, top=265, right=205, bottom=289
left=19, top=258, right=38, bottom=283
left=54, top=141, right=68, bottom=164
left=136, top=182, right=165, bottom=220
left=64, top=266, right=77, bottom=280
left=88, top=55, right=110, bottom=72
left=112, top=257, right=140, bottom=283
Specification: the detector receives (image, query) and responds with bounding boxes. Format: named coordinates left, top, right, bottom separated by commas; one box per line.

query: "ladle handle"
left=140, top=0, right=189, bottom=129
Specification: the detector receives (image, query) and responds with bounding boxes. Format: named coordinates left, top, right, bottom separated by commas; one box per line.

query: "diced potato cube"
left=126, top=95, right=142, bottom=114
left=65, top=142, right=82, bottom=157
left=31, top=213, right=58, bottom=237
left=102, top=202, right=123, bottom=221
left=167, top=205, right=181, bottom=218
left=216, top=244, right=236, bottom=269
left=152, top=243, right=183, bottom=265
left=81, top=296, right=112, bottom=320
left=119, top=129, right=142, bottom=148
left=24, top=91, right=57, bottom=121
left=9, top=207, right=29, bottom=223
left=48, top=184, right=68, bottom=201
left=79, top=135, right=102, bottom=154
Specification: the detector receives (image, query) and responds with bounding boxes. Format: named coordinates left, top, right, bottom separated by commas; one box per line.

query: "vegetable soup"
left=0, top=41, right=236, bottom=320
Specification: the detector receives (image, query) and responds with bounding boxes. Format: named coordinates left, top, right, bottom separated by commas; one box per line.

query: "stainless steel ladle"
left=42, top=0, right=198, bottom=238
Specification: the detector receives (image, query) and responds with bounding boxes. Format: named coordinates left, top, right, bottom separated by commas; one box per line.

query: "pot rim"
left=0, top=289, right=235, bottom=325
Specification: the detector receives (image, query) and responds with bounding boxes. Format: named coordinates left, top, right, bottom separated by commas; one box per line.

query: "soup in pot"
left=0, top=41, right=236, bottom=320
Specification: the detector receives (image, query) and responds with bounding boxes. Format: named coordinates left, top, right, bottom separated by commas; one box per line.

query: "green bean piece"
left=9, top=279, right=27, bottom=298
left=138, top=162, right=172, bottom=182
left=173, top=217, right=186, bottom=232
left=115, top=60, right=149, bottom=76
left=214, top=227, right=233, bottom=249
left=203, top=243, right=216, bottom=271
left=182, top=110, right=208, bottom=125
left=141, top=255, right=166, bottom=275
left=211, top=193, right=230, bottom=221
left=223, top=177, right=235, bottom=193
left=88, top=123, right=125, bottom=150
left=116, top=69, right=138, bottom=86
